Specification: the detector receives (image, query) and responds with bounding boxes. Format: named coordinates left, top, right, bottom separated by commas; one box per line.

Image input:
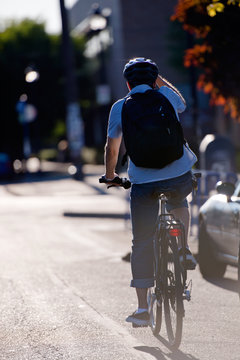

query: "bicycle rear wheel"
left=162, top=235, right=184, bottom=348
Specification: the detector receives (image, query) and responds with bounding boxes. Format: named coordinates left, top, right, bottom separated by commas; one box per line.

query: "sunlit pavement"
left=0, top=164, right=239, bottom=360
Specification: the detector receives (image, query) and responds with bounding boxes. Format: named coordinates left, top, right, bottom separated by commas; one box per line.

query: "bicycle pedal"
left=183, top=280, right=192, bottom=301
left=180, top=259, right=196, bottom=270
left=183, top=290, right=191, bottom=301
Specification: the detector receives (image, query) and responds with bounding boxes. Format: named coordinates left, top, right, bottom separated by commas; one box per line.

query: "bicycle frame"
left=157, top=194, right=188, bottom=290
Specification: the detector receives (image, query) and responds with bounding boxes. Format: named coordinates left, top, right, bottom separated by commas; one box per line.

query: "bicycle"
left=148, top=172, right=201, bottom=349
left=148, top=193, right=187, bottom=349
left=99, top=172, right=201, bottom=349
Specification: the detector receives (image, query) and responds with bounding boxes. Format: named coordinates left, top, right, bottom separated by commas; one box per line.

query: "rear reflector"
left=169, top=228, right=181, bottom=237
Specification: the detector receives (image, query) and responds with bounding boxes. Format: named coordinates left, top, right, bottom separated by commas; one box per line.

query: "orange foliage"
left=198, top=79, right=240, bottom=121
left=184, top=44, right=212, bottom=68
left=172, top=1, right=211, bottom=37
left=171, top=0, right=207, bottom=22
left=224, top=99, right=239, bottom=119
left=203, top=82, right=214, bottom=93
left=172, top=0, right=240, bottom=121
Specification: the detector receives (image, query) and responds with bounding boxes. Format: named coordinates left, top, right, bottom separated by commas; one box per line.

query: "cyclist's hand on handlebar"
left=102, top=173, right=121, bottom=187
left=99, top=175, right=131, bottom=189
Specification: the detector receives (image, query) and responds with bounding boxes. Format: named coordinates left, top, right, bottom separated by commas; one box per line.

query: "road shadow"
left=122, top=251, right=199, bottom=263
left=63, top=212, right=127, bottom=219
left=1, top=171, right=70, bottom=185
left=135, top=336, right=200, bottom=360
left=2, top=171, right=110, bottom=197
left=206, top=276, right=239, bottom=294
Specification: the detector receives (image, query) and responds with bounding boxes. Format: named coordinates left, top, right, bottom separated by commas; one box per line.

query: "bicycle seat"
left=159, top=193, right=168, bottom=201
left=159, top=191, right=176, bottom=200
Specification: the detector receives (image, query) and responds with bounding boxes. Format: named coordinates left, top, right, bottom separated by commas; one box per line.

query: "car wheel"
left=198, top=218, right=227, bottom=279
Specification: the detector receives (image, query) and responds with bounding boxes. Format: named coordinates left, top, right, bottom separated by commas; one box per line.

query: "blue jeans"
left=130, top=171, right=193, bottom=288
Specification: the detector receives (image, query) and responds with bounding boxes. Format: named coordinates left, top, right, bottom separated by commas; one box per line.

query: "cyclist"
left=103, top=57, right=197, bottom=327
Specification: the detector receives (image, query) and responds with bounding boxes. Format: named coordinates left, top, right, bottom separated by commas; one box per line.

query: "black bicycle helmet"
left=123, top=57, right=159, bottom=84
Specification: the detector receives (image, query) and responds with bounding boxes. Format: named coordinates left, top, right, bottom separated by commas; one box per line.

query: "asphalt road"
left=0, top=166, right=239, bottom=360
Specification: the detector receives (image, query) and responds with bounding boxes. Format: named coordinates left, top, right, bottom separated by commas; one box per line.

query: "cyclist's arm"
left=156, top=75, right=186, bottom=107
left=104, top=136, right=122, bottom=180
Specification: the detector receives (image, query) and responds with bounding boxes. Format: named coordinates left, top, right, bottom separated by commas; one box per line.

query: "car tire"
left=198, top=219, right=227, bottom=279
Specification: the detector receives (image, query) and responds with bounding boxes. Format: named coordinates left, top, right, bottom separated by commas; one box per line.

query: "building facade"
left=69, top=0, right=240, bottom=155
left=69, top=0, right=185, bottom=101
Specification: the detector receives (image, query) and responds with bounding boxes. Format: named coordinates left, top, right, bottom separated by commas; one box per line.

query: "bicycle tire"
left=148, top=288, right=162, bottom=335
left=162, top=234, right=184, bottom=349
left=149, top=223, right=163, bottom=335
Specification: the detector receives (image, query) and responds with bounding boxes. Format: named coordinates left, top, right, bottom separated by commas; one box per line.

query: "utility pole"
left=59, top=0, right=84, bottom=180
left=187, top=32, right=201, bottom=156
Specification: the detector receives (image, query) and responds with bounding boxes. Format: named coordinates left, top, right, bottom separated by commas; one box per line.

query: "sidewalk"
left=1, top=162, right=130, bottom=220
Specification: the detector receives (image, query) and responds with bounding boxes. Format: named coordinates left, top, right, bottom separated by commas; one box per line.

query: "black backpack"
left=121, top=89, right=186, bottom=169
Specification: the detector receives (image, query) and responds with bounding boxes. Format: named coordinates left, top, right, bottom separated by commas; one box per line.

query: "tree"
left=0, top=19, right=92, bottom=159
left=172, top=0, right=240, bottom=120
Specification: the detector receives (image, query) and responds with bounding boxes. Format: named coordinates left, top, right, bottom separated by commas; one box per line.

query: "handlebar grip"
left=120, top=178, right=131, bottom=189
left=99, top=176, right=131, bottom=189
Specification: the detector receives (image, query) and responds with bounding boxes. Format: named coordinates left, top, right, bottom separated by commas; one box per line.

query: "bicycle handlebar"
left=99, top=176, right=131, bottom=189
left=99, top=172, right=201, bottom=191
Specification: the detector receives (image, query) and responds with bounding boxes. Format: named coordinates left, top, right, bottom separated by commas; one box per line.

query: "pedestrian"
left=103, top=57, right=197, bottom=327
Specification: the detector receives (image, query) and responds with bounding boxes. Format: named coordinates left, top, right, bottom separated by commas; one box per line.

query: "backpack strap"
left=121, top=151, right=128, bottom=167
left=121, top=95, right=131, bottom=166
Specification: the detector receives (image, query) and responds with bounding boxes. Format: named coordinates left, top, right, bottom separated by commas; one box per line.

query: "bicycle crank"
left=183, top=279, right=192, bottom=301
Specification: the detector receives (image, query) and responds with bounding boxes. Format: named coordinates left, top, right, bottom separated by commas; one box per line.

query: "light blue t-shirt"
left=107, top=84, right=197, bottom=184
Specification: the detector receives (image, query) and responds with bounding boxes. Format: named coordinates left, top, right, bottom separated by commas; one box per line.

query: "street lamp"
left=73, top=3, right=112, bottom=57
left=74, top=3, right=111, bottom=35
left=88, top=6, right=107, bottom=31
left=71, top=4, right=112, bottom=147
left=25, top=66, right=40, bottom=83
left=88, top=5, right=112, bottom=145
left=186, top=32, right=201, bottom=153
left=16, top=66, right=39, bottom=163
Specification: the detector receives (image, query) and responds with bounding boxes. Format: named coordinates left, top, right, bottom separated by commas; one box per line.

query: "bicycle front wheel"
left=162, top=235, right=184, bottom=348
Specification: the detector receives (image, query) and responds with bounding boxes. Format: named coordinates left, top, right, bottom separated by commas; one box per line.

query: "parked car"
left=198, top=180, right=240, bottom=284
left=0, top=152, right=13, bottom=179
